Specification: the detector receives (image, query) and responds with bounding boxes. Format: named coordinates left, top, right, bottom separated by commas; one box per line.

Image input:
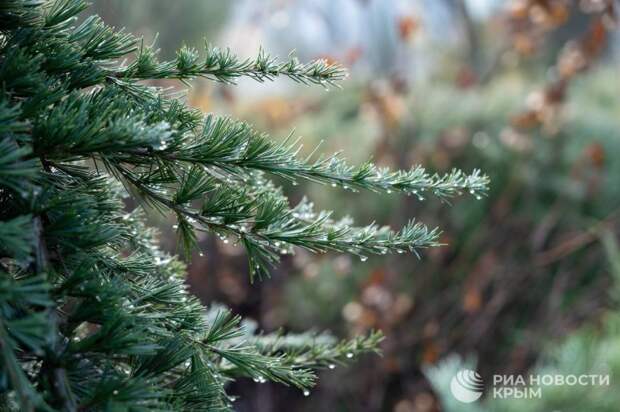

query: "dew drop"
left=303, top=390, right=310, bottom=397
left=346, top=352, right=354, bottom=359
left=328, top=364, right=336, bottom=369
left=359, top=256, right=368, bottom=262
left=113, top=390, right=119, bottom=395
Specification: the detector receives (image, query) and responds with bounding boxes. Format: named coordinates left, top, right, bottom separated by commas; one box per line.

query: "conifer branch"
left=250, top=330, right=384, bottom=370
left=170, top=115, right=489, bottom=200
left=30, top=87, right=487, bottom=201
left=201, top=308, right=383, bottom=391
left=0, top=0, right=489, bottom=408
left=105, top=160, right=443, bottom=280
left=119, top=44, right=347, bottom=87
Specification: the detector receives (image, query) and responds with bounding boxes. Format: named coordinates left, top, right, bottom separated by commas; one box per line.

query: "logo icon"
left=450, top=369, right=484, bottom=403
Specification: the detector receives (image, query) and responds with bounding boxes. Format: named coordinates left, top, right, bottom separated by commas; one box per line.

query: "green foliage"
left=0, top=0, right=486, bottom=410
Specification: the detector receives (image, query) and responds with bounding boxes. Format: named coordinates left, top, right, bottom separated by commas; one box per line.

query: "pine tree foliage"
left=0, top=1, right=488, bottom=410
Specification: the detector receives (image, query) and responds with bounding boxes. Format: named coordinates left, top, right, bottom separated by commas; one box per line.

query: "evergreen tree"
left=0, top=1, right=488, bottom=410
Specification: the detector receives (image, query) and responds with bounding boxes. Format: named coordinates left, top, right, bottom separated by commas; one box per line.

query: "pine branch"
left=32, top=210, right=78, bottom=412
left=0, top=215, right=35, bottom=263
left=0, top=138, right=38, bottom=193
left=105, top=160, right=443, bottom=280
left=0, top=0, right=44, bottom=30
left=0, top=317, right=41, bottom=411
left=31, top=89, right=487, bottom=200
left=119, top=43, right=347, bottom=87
left=27, top=83, right=485, bottom=280
left=250, top=330, right=384, bottom=370
left=200, top=308, right=382, bottom=393
left=0, top=0, right=489, bottom=408
left=0, top=272, right=53, bottom=411
left=165, top=114, right=489, bottom=200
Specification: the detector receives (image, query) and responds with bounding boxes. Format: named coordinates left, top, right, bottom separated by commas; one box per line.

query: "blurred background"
left=87, top=1, right=620, bottom=411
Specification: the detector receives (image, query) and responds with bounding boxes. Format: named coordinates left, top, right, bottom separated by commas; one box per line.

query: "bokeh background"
left=86, top=1, right=620, bottom=411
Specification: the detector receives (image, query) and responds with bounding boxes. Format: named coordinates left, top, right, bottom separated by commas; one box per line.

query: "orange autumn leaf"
left=508, top=0, right=530, bottom=20
left=511, top=110, right=541, bottom=129
left=383, top=355, right=401, bottom=373
left=397, top=15, right=419, bottom=41
left=582, top=18, right=607, bottom=58
left=344, top=46, right=363, bottom=65
left=421, top=341, right=440, bottom=364
left=463, top=287, right=482, bottom=314
left=584, top=142, right=605, bottom=168
left=513, top=33, right=536, bottom=55
left=546, top=1, right=570, bottom=26
left=359, top=308, right=379, bottom=328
